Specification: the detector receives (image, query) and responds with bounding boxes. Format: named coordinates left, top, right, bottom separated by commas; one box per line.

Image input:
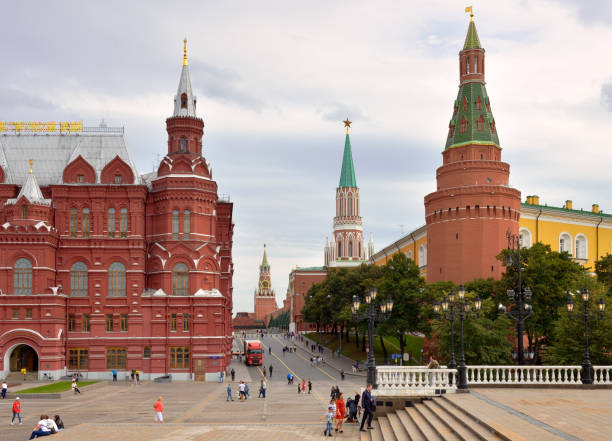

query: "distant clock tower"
left=254, top=244, right=277, bottom=322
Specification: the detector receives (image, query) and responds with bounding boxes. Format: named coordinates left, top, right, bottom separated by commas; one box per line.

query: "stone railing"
left=593, top=366, right=612, bottom=385
left=376, top=366, right=457, bottom=396
left=466, top=365, right=582, bottom=385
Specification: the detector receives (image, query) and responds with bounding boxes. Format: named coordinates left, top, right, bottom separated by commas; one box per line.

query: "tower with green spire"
left=254, top=244, right=277, bottom=321
left=424, top=11, right=521, bottom=284
left=325, top=119, right=371, bottom=267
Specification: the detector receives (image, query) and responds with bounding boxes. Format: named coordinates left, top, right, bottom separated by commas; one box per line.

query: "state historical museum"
left=0, top=42, right=234, bottom=381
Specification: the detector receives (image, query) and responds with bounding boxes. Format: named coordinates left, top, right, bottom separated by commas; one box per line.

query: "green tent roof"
left=338, top=133, right=357, bottom=188
left=463, top=20, right=482, bottom=50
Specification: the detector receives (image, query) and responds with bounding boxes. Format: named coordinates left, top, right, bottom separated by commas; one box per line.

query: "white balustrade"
left=592, top=366, right=612, bottom=385
left=375, top=366, right=457, bottom=396
left=466, top=365, right=582, bottom=385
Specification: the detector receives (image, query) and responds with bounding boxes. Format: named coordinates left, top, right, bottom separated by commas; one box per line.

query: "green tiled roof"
left=521, top=203, right=612, bottom=219
left=463, top=21, right=482, bottom=50
left=445, top=82, right=500, bottom=149
left=294, top=266, right=326, bottom=272
left=338, top=134, right=357, bottom=188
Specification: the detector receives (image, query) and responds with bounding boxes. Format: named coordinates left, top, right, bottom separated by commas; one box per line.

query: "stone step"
left=387, top=412, right=410, bottom=441
left=423, top=399, right=482, bottom=441
left=379, top=416, right=398, bottom=441
left=406, top=406, right=444, bottom=441
left=361, top=429, right=372, bottom=441
left=396, top=409, right=427, bottom=441
left=434, top=397, right=504, bottom=441
left=371, top=420, right=385, bottom=441
left=415, top=401, right=461, bottom=441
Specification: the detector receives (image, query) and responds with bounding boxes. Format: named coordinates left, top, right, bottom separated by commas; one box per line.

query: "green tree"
left=595, top=254, right=612, bottom=289
left=498, top=242, right=585, bottom=360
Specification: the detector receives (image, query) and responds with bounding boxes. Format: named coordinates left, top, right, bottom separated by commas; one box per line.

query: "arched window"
left=180, top=137, right=187, bottom=152
left=120, top=208, right=128, bottom=237
left=559, top=233, right=572, bottom=255
left=183, top=210, right=190, bottom=239
left=575, top=235, right=587, bottom=259
left=407, top=251, right=413, bottom=260
left=108, top=262, right=126, bottom=297
left=108, top=208, right=115, bottom=237
left=70, top=208, right=78, bottom=237
left=181, top=93, right=188, bottom=109
left=82, top=208, right=90, bottom=238
left=21, top=205, right=27, bottom=219
left=337, top=239, right=342, bottom=258
left=418, top=245, right=425, bottom=268
left=172, top=210, right=179, bottom=239
left=519, top=228, right=532, bottom=248
left=173, top=263, right=189, bottom=296
left=348, top=241, right=353, bottom=257
left=466, top=56, right=470, bottom=74
left=71, top=262, right=88, bottom=297
left=14, top=258, right=32, bottom=295
left=424, top=244, right=427, bottom=263
left=474, top=55, right=478, bottom=73
left=477, top=116, right=484, bottom=131
left=358, top=241, right=362, bottom=258
left=348, top=197, right=352, bottom=216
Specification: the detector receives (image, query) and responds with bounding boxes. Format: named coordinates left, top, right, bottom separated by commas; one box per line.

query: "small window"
left=120, top=208, right=128, bottom=237
left=82, top=208, right=90, bottom=238
left=180, top=138, right=187, bottom=152
left=474, top=55, right=478, bottom=73
left=172, top=210, right=179, bottom=239
left=106, top=347, right=126, bottom=369
left=348, top=241, right=353, bottom=257
left=475, top=96, right=482, bottom=111
left=71, top=262, right=88, bottom=297
left=181, top=93, right=188, bottom=109
left=466, top=56, right=470, bottom=74
left=77, top=174, right=84, bottom=183
left=106, top=314, right=114, bottom=332
left=14, top=258, right=32, bottom=295
left=68, top=314, right=75, bottom=332
left=143, top=346, right=151, bottom=358
left=170, top=313, right=177, bottom=331
left=108, top=262, right=126, bottom=297
left=460, top=117, right=468, bottom=134
left=183, top=313, right=190, bottom=331
left=12, top=308, right=19, bottom=319
left=21, top=205, right=27, bottom=219
left=26, top=308, right=32, bottom=319
left=70, top=208, right=78, bottom=237
left=462, top=98, right=468, bottom=112
left=169, top=346, right=190, bottom=369
left=183, top=210, right=190, bottom=239
left=173, top=263, right=189, bottom=296
left=82, top=314, right=90, bottom=332
left=68, top=348, right=89, bottom=370
left=108, top=208, right=116, bottom=237
left=120, top=314, right=128, bottom=332
left=477, top=117, right=484, bottom=131
left=114, top=175, right=122, bottom=184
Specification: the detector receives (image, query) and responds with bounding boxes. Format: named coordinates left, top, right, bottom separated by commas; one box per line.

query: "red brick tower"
left=424, top=14, right=521, bottom=283
left=254, top=244, right=277, bottom=322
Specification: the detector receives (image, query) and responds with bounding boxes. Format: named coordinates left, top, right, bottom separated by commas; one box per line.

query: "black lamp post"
left=499, top=231, right=533, bottom=365
left=351, top=286, right=393, bottom=388
left=435, top=284, right=481, bottom=389
left=566, top=288, right=606, bottom=384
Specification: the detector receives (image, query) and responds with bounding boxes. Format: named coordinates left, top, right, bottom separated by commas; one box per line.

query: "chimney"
left=592, top=204, right=600, bottom=214
left=565, top=200, right=573, bottom=210
left=532, top=195, right=540, bottom=205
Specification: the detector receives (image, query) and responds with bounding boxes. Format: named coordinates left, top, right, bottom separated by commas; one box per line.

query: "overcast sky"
left=2, top=1, right=612, bottom=314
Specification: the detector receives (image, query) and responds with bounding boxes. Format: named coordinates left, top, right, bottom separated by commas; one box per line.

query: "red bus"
left=244, top=340, right=263, bottom=366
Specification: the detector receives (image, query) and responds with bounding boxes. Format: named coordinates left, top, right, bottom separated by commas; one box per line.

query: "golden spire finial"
left=183, top=38, right=188, bottom=66
left=465, top=5, right=474, bottom=22
left=29, top=159, right=33, bottom=174
left=343, top=117, right=352, bottom=134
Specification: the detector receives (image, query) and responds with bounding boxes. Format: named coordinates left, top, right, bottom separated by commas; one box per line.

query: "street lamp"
left=434, top=285, right=481, bottom=389
left=566, top=288, right=606, bottom=384
left=351, top=286, right=393, bottom=388
left=498, top=231, right=533, bottom=365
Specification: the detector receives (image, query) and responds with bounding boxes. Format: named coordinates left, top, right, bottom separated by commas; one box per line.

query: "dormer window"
left=180, top=138, right=187, bottom=152
left=462, top=98, right=468, bottom=112
left=181, top=93, right=188, bottom=109
left=22, top=206, right=27, bottom=219
left=114, top=175, right=122, bottom=184
left=477, top=116, right=484, bottom=131
left=77, top=174, right=84, bottom=183
left=475, top=97, right=481, bottom=111
left=460, top=117, right=468, bottom=134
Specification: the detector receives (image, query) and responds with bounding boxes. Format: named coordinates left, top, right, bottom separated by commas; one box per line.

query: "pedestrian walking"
left=238, top=381, right=246, bottom=401
left=320, top=405, right=334, bottom=437
left=359, top=384, right=375, bottom=432
left=154, top=396, right=164, bottom=423
left=335, top=392, right=346, bottom=433
left=72, top=379, right=81, bottom=394
left=11, top=397, right=21, bottom=425
left=130, top=369, right=135, bottom=385
left=340, top=369, right=345, bottom=380
left=135, top=370, right=140, bottom=385
left=297, top=383, right=301, bottom=394
left=261, top=380, right=267, bottom=398
left=308, top=379, right=312, bottom=394
left=245, top=382, right=250, bottom=399
left=301, top=379, right=306, bottom=393
left=226, top=383, right=234, bottom=401
left=269, top=365, right=273, bottom=378
left=262, top=366, right=267, bottom=378
left=230, top=368, right=235, bottom=381
left=112, top=369, right=117, bottom=382
left=1, top=381, right=7, bottom=399
left=268, top=346, right=272, bottom=355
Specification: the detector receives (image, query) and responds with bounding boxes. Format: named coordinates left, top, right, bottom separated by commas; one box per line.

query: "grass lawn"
left=304, top=332, right=424, bottom=366
left=18, top=381, right=98, bottom=394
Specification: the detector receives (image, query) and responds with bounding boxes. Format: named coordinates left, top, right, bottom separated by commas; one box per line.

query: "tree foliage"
left=595, top=253, right=612, bottom=289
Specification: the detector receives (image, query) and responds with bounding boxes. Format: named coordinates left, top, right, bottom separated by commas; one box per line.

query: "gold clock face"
left=260, top=280, right=269, bottom=289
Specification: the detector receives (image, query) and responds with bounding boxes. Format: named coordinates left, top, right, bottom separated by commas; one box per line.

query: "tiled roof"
left=521, top=203, right=612, bottom=219
left=463, top=20, right=482, bottom=49
left=5, top=171, right=50, bottom=206
left=0, top=133, right=141, bottom=186
left=294, top=266, right=326, bottom=272
left=338, top=133, right=357, bottom=188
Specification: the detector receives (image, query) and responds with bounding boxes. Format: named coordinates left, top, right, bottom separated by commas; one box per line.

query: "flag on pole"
left=465, top=6, right=473, bottom=13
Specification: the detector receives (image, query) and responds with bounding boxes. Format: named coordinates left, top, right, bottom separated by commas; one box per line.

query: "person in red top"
left=335, top=392, right=346, bottom=433
left=301, top=379, right=306, bottom=393
left=154, top=396, right=164, bottom=423
left=11, top=397, right=22, bottom=425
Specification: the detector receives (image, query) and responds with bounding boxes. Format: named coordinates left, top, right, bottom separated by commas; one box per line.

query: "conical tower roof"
left=338, top=133, right=357, bottom=188
left=261, top=244, right=269, bottom=267
left=5, top=160, right=50, bottom=206
left=173, top=38, right=197, bottom=117
left=463, top=20, right=482, bottom=49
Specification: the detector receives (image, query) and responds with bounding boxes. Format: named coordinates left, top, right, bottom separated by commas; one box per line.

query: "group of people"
left=319, top=383, right=376, bottom=435
left=281, top=345, right=297, bottom=355
left=27, top=414, right=64, bottom=439
left=309, top=356, right=325, bottom=366
left=296, top=378, right=312, bottom=394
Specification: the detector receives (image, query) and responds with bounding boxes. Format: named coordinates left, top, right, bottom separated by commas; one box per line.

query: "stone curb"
left=6, top=380, right=108, bottom=399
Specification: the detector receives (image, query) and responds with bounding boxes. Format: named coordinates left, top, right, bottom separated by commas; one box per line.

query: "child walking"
left=154, top=396, right=164, bottom=423
left=72, top=379, right=81, bottom=394
left=320, top=404, right=334, bottom=437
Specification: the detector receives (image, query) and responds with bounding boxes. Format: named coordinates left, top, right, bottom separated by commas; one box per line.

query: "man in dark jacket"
left=360, top=384, right=374, bottom=431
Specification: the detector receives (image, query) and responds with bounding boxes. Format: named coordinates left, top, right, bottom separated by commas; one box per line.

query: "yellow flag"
left=465, top=6, right=473, bottom=13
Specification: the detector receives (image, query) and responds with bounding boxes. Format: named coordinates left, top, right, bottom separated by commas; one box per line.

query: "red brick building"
left=0, top=42, right=234, bottom=381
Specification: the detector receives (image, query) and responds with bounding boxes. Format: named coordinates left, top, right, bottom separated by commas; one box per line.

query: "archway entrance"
left=9, top=344, right=38, bottom=372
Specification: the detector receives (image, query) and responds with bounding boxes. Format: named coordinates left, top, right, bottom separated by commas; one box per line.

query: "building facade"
left=372, top=18, right=612, bottom=280
left=0, top=42, right=234, bottom=381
